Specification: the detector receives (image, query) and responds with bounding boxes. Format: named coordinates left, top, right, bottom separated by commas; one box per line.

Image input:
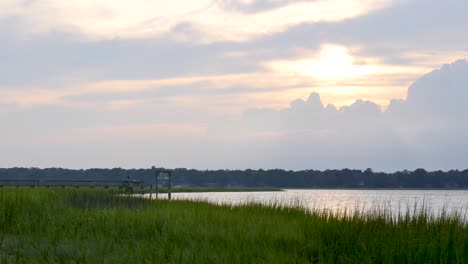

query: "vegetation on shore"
left=1, top=188, right=467, bottom=263
left=146, top=187, right=283, bottom=193
left=4, top=167, right=468, bottom=189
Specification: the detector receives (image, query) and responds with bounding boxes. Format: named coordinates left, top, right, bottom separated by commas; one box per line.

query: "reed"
left=1, top=188, right=467, bottom=263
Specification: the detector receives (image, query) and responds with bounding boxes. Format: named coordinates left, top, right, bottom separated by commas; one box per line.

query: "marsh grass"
left=1, top=188, right=468, bottom=263
left=136, top=187, right=283, bottom=193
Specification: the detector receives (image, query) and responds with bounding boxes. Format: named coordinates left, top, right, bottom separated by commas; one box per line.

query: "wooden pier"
left=0, top=179, right=143, bottom=188
left=0, top=167, right=173, bottom=199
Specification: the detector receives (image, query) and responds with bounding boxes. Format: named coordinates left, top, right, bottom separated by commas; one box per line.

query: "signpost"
left=152, top=166, right=173, bottom=200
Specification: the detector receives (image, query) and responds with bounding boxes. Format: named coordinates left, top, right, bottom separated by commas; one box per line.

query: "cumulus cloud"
left=403, top=60, right=468, bottom=115
left=202, top=60, right=468, bottom=171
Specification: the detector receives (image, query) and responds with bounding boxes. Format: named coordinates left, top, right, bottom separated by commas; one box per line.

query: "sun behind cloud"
left=266, top=44, right=394, bottom=81
left=262, top=44, right=429, bottom=107
left=292, top=45, right=374, bottom=80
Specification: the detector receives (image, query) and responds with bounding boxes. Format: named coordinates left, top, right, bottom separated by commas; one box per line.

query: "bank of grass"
left=1, top=189, right=468, bottom=263
left=150, top=187, right=283, bottom=193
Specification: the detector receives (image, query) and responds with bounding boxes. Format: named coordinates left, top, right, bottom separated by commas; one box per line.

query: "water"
left=145, top=189, right=468, bottom=217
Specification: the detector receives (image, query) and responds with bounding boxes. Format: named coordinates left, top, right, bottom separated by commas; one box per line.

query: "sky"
left=1, top=0, right=468, bottom=171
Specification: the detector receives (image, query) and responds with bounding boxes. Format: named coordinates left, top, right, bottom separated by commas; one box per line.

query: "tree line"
left=1, top=167, right=468, bottom=188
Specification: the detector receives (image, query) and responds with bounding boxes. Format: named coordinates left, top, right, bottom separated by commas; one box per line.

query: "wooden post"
left=149, top=184, right=153, bottom=200
left=154, top=167, right=159, bottom=200
left=168, top=171, right=172, bottom=201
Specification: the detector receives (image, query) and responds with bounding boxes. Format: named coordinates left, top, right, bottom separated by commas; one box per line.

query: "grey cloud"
left=387, top=60, right=468, bottom=119
left=5, top=0, right=466, bottom=90
left=219, top=0, right=304, bottom=13
left=406, top=60, right=468, bottom=113
left=1, top=61, right=468, bottom=170
left=62, top=83, right=288, bottom=106
left=241, top=0, right=468, bottom=65
left=2, top=1, right=468, bottom=82
left=2, top=1, right=468, bottom=170
left=0, top=26, right=263, bottom=87
left=206, top=60, right=468, bottom=171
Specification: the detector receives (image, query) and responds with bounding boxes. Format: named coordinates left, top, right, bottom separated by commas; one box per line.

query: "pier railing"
left=0, top=167, right=173, bottom=199
left=0, top=179, right=143, bottom=189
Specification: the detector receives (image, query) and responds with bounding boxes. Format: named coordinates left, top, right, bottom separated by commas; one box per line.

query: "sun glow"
left=267, top=44, right=377, bottom=81
left=298, top=45, right=375, bottom=80
left=261, top=44, right=430, bottom=108
left=265, top=43, right=428, bottom=84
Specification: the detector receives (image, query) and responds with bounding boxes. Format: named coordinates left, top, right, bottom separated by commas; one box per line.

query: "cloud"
left=203, top=60, right=468, bottom=171
left=242, top=0, right=468, bottom=67
left=0, top=0, right=393, bottom=42
left=0, top=60, right=467, bottom=170
left=265, top=44, right=426, bottom=80
left=1, top=1, right=468, bottom=170
left=0, top=43, right=431, bottom=112
left=406, top=60, right=468, bottom=113
left=386, top=60, right=468, bottom=120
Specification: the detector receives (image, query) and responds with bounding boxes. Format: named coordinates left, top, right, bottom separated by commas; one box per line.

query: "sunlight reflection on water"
left=143, top=189, right=468, bottom=217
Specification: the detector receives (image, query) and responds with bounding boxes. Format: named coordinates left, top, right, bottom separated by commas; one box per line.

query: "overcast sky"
left=1, top=0, right=468, bottom=171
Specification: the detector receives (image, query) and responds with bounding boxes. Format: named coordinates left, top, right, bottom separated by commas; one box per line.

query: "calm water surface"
left=146, top=189, right=468, bottom=216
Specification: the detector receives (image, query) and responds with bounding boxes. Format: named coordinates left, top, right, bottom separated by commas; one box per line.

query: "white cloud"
left=1, top=0, right=393, bottom=42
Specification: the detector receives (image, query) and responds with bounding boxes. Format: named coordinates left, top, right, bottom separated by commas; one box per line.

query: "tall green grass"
left=1, top=188, right=467, bottom=263
left=154, top=187, right=283, bottom=193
